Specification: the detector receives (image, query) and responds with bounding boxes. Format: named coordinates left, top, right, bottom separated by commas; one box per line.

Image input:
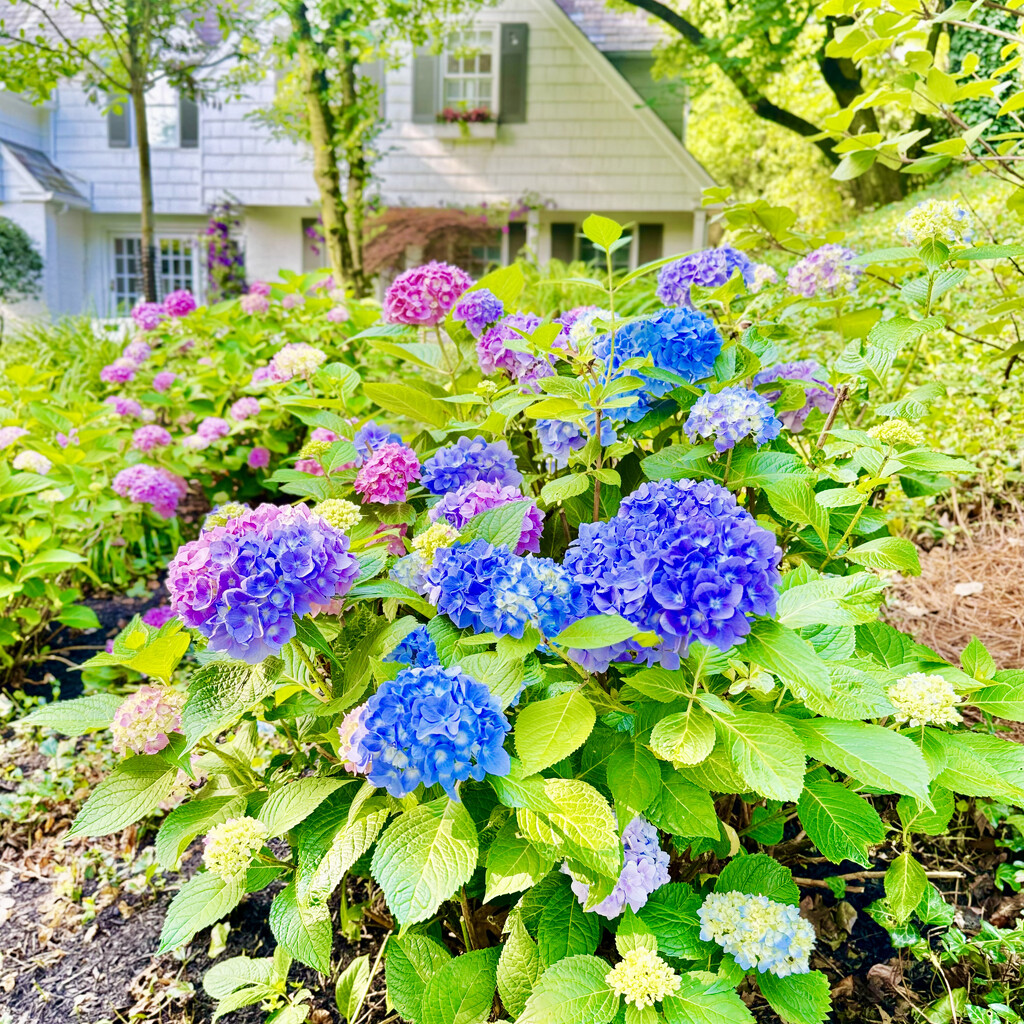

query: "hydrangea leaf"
left=741, top=621, right=831, bottom=697
left=371, top=796, right=479, bottom=927
left=420, top=946, right=500, bottom=1024
left=181, top=659, right=279, bottom=748
left=776, top=573, right=884, bottom=629
left=615, top=907, right=657, bottom=955
left=650, top=707, right=716, bottom=766
left=797, top=780, right=887, bottom=867
left=362, top=381, right=451, bottom=428
left=969, top=669, right=1024, bottom=720
left=67, top=754, right=178, bottom=838
left=269, top=880, right=333, bottom=973
left=637, top=883, right=715, bottom=960
left=647, top=766, right=720, bottom=839
left=927, top=730, right=1024, bottom=803
left=885, top=852, right=928, bottom=923
left=538, top=876, right=603, bottom=966
left=516, top=690, right=596, bottom=775
left=385, top=935, right=451, bottom=1024
left=497, top=916, right=542, bottom=1018
left=896, top=784, right=955, bottom=837
left=716, top=853, right=800, bottom=905
left=607, top=740, right=661, bottom=819
left=516, top=953, right=619, bottom=1024
left=802, top=663, right=895, bottom=721
left=334, top=954, right=371, bottom=1023
left=155, top=795, right=247, bottom=871
left=554, top=614, right=640, bottom=649
left=757, top=970, right=831, bottom=1024
left=459, top=499, right=533, bottom=549
left=82, top=614, right=190, bottom=681
left=157, top=871, right=245, bottom=954
left=763, top=479, right=830, bottom=546
left=622, top=667, right=691, bottom=703
left=485, top=817, right=555, bottom=902
left=713, top=709, right=806, bottom=802
left=23, top=693, right=124, bottom=736
left=662, top=971, right=756, bottom=1024
left=258, top=777, right=350, bottom=838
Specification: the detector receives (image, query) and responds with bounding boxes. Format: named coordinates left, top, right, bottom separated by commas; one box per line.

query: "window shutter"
left=637, top=223, right=664, bottom=265
left=550, top=222, right=576, bottom=263
left=179, top=95, right=200, bottom=148
left=107, top=100, right=131, bottom=148
left=412, top=51, right=439, bottom=124
left=499, top=23, right=528, bottom=123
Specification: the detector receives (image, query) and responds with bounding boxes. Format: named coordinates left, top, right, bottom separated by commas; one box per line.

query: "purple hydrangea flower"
left=352, top=664, right=511, bottom=799
left=656, top=247, right=754, bottom=308
left=131, top=302, right=165, bottom=331
left=152, top=371, right=177, bottom=394
left=100, top=359, right=137, bottom=385
left=564, top=479, right=781, bottom=671
left=430, top=481, right=544, bottom=555
left=230, top=397, right=261, bottom=421
left=112, top=464, right=188, bottom=519
left=131, top=424, right=173, bottom=453
left=56, top=428, right=79, bottom=449
left=536, top=419, right=586, bottom=468
left=123, top=339, right=152, bottom=365
left=421, top=436, right=523, bottom=494
left=353, top=421, right=402, bottom=462
left=167, top=503, right=360, bottom=663
left=0, top=426, right=28, bottom=450
left=684, top=386, right=783, bottom=452
left=752, top=360, right=834, bottom=431
left=428, top=540, right=585, bottom=639
left=384, top=625, right=440, bottom=668
left=453, top=288, right=505, bottom=337
left=477, top=312, right=557, bottom=390
left=249, top=280, right=271, bottom=296
left=248, top=446, right=271, bottom=469
left=105, top=396, right=144, bottom=418
left=566, top=817, right=670, bottom=918
left=141, top=605, right=177, bottom=628
left=383, top=261, right=473, bottom=326
left=163, top=289, right=197, bottom=317
left=786, top=245, right=862, bottom=298
left=197, top=416, right=231, bottom=441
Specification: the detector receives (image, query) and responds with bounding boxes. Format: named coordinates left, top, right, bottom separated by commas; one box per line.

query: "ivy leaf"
left=371, top=797, right=479, bottom=927
left=421, top=947, right=500, bottom=1024
left=517, top=954, right=619, bottom=1024
left=67, top=755, right=178, bottom=838
left=797, top=780, right=886, bottom=867
left=157, top=872, right=244, bottom=954
left=885, top=852, right=928, bottom=923
left=516, top=690, right=596, bottom=775
left=758, top=971, right=832, bottom=1024
left=497, top=916, right=542, bottom=1018
left=269, top=880, right=333, bottom=973
left=22, top=694, right=123, bottom=736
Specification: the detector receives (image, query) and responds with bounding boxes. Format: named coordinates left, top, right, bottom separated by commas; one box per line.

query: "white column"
left=526, top=207, right=541, bottom=260
left=693, top=208, right=708, bottom=249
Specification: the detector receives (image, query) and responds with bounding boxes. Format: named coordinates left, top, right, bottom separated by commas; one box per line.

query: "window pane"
left=148, top=105, right=178, bottom=147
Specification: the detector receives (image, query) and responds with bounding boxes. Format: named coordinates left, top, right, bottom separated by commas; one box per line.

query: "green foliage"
left=0, top=217, right=43, bottom=304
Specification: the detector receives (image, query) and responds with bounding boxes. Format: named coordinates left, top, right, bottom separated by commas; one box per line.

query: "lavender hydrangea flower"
left=428, top=540, right=585, bottom=639
left=351, top=664, right=511, bottom=799
left=163, top=289, right=197, bottom=317
left=787, top=245, right=862, bottom=298
left=131, top=302, right=165, bottom=331
left=656, top=247, right=754, bottom=307
left=112, top=464, right=188, bottom=518
left=167, top=503, right=359, bottom=663
left=684, top=386, right=782, bottom=452
left=421, top=436, right=523, bottom=494
left=752, top=360, right=834, bottom=431
left=248, top=446, right=270, bottom=469
left=105, top=396, right=144, bottom=418
left=353, top=421, right=402, bottom=462
left=241, top=292, right=270, bottom=315
left=230, top=397, right=261, bottom=421
left=564, top=478, right=781, bottom=671
left=429, top=481, right=545, bottom=554
left=536, top=419, right=587, bottom=467
left=152, top=371, right=177, bottom=394
left=384, top=625, right=440, bottom=668
left=566, top=817, right=670, bottom=918
left=141, top=605, right=177, bottom=628
left=453, top=288, right=504, bottom=337
left=100, top=359, right=137, bottom=385
left=0, top=426, right=28, bottom=450
left=197, top=416, right=231, bottom=441
left=383, top=261, right=473, bottom=326
left=131, top=425, right=173, bottom=453
left=123, top=339, right=152, bottom=365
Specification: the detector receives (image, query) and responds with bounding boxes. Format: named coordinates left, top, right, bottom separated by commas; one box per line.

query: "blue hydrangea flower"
left=564, top=479, right=781, bottom=671
left=752, top=360, right=834, bottom=432
left=420, top=435, right=523, bottom=494
left=565, top=817, right=670, bottom=918
left=684, top=386, right=783, bottom=452
left=390, top=553, right=429, bottom=594
left=354, top=664, right=511, bottom=799
left=353, top=421, right=402, bottom=461
left=656, top=247, right=754, bottom=308
left=453, top=288, right=505, bottom=337
left=384, top=625, right=440, bottom=667
left=427, top=539, right=585, bottom=639
left=536, top=417, right=616, bottom=468
left=593, top=309, right=723, bottom=421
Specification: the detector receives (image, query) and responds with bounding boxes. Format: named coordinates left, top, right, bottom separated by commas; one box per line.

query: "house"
left=0, top=0, right=714, bottom=317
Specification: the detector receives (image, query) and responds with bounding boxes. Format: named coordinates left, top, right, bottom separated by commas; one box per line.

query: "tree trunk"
left=130, top=82, right=159, bottom=303
left=339, top=47, right=369, bottom=298
left=289, top=1, right=353, bottom=292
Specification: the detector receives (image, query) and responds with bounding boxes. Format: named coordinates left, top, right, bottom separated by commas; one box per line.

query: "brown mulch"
left=886, top=515, right=1024, bottom=668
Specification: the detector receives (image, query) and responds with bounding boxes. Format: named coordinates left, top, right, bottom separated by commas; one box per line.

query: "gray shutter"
left=499, top=23, right=528, bottom=124
left=179, top=95, right=199, bottom=148
left=412, top=51, right=439, bottom=124
left=107, top=99, right=131, bottom=148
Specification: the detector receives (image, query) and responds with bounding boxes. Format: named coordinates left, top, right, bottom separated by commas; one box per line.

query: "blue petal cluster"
left=566, top=816, right=670, bottom=918
left=752, top=360, right=834, bottom=432
left=656, top=247, right=754, bottom=308
left=384, top=625, right=440, bottom=667
left=420, top=435, right=523, bottom=494
left=684, top=385, right=783, bottom=452
left=536, top=419, right=587, bottom=467
left=593, top=309, right=723, bottom=421
left=564, top=479, right=781, bottom=671
left=354, top=665, right=511, bottom=799
left=427, top=539, right=586, bottom=639
left=453, top=288, right=505, bottom=337
left=353, top=421, right=402, bottom=461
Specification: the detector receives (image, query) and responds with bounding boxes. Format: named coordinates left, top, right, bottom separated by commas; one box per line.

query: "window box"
left=430, top=121, right=498, bottom=142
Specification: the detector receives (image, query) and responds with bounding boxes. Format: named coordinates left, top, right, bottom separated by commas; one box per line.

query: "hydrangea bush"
left=18, top=213, right=1024, bottom=1024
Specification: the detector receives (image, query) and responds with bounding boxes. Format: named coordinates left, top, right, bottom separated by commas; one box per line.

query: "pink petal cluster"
left=56, top=428, right=79, bottom=448
left=131, top=302, right=165, bottom=331
left=111, top=685, right=185, bottom=755
left=100, top=359, right=137, bottom=384
left=326, top=305, right=349, bottom=323
left=0, top=426, right=28, bottom=449
left=240, top=293, right=270, bottom=315
left=430, top=481, right=545, bottom=554
left=282, top=293, right=304, bottom=310
left=141, top=605, right=177, bottom=628
left=382, top=261, right=473, bottom=326
left=249, top=281, right=272, bottom=296
left=197, top=416, right=230, bottom=440
left=354, top=442, right=421, bottom=504
left=248, top=446, right=270, bottom=469
left=123, top=339, right=152, bottom=365
left=152, top=371, right=177, bottom=393
left=269, top=342, right=326, bottom=382
left=163, top=289, right=197, bottom=317
left=230, top=397, right=261, bottom=421
left=112, top=464, right=188, bottom=518
left=105, top=396, right=144, bottom=418
left=132, top=424, right=173, bottom=453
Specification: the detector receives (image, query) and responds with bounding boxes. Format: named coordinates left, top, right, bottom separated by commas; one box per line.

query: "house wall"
left=243, top=207, right=310, bottom=284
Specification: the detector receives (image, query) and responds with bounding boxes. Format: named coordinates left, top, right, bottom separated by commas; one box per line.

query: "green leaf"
left=832, top=149, right=877, bottom=181
left=970, top=670, right=1024, bottom=721
left=791, top=718, right=931, bottom=801
left=758, top=971, right=832, bottom=1024
left=662, top=972, right=756, bottom=1024
left=67, top=755, right=178, bottom=838
left=421, top=949, right=499, bottom=1024
left=714, top=709, right=806, bottom=802
left=896, top=785, right=955, bottom=837
left=743, top=619, right=831, bottom=696
left=776, top=574, right=884, bottom=630
left=797, top=780, right=886, bottom=867
left=647, top=765, right=719, bottom=839
left=764, top=480, right=829, bottom=546
left=516, top=690, right=596, bottom=775
left=553, top=614, right=640, bottom=649
left=485, top=817, right=555, bottom=902
left=649, top=708, right=716, bottom=766
left=607, top=741, right=661, bottom=818
left=623, top=667, right=691, bottom=703
left=258, top=778, right=349, bottom=838
left=56, top=604, right=102, bottom=630
left=516, top=954, right=619, bottom=1024
left=157, top=872, right=244, bottom=953
left=371, top=797, right=479, bottom=927
left=459, top=500, right=533, bottom=549
left=156, top=796, right=247, bottom=871
left=541, top=474, right=590, bottom=504
left=293, top=615, right=342, bottom=668
left=716, top=853, right=800, bottom=905
left=269, top=880, right=333, bottom=973
left=362, top=381, right=451, bottom=428
left=82, top=615, right=190, bottom=681
left=182, top=660, right=278, bottom=747
left=386, top=935, right=451, bottom=1023
left=497, top=916, right=542, bottom=1018
left=335, top=954, right=371, bottom=1022
left=930, top=730, right=1024, bottom=804
left=637, top=883, right=715, bottom=959
left=844, top=537, right=921, bottom=575
left=582, top=213, right=623, bottom=249
left=885, top=852, right=928, bottom=923
left=23, top=693, right=123, bottom=736
left=641, top=443, right=716, bottom=481
left=615, top=908, right=657, bottom=954
left=961, top=636, right=996, bottom=681
left=538, top=878, right=603, bottom=966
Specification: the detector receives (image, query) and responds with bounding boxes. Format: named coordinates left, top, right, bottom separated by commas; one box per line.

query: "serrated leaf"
left=758, top=970, right=831, bottom=1024
left=156, top=796, right=247, bottom=871
left=22, top=693, right=124, bottom=736
left=269, top=880, right=333, bottom=973
left=647, top=765, right=719, bottom=839
left=896, top=785, right=954, bottom=837
left=498, top=916, right=542, bottom=1018
left=555, top=614, right=640, bottom=650
left=637, top=883, right=714, bottom=960
left=538, top=878, right=603, bottom=966
left=258, top=778, right=349, bottom=838
left=182, top=660, right=278, bottom=747
left=650, top=707, right=716, bottom=766
left=335, top=954, right=371, bottom=1022
left=969, top=670, right=1024, bottom=721
left=623, top=667, right=691, bottom=703
left=885, top=852, right=927, bottom=923
left=716, top=853, right=800, bottom=904
left=485, top=817, right=555, bottom=901
left=741, top=620, right=830, bottom=696
left=516, top=690, right=596, bottom=775
left=67, top=755, right=178, bottom=838
left=607, top=741, right=661, bottom=818
left=797, top=780, right=886, bottom=867
left=662, top=972, right=756, bottom=1024
left=516, top=954, right=619, bottom=1024
left=386, top=935, right=451, bottom=1023
left=844, top=537, right=921, bottom=575
left=421, top=947, right=499, bottom=1024
left=714, top=709, right=805, bottom=802
left=158, top=872, right=244, bottom=953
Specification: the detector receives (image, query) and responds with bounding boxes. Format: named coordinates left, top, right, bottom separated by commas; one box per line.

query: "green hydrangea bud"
left=868, top=418, right=923, bottom=447
left=412, top=521, right=460, bottom=564
left=314, top=498, right=362, bottom=533
left=203, top=501, right=249, bottom=530
left=605, top=948, right=681, bottom=1009
left=886, top=672, right=963, bottom=727
left=298, top=438, right=332, bottom=460
left=202, top=816, right=269, bottom=881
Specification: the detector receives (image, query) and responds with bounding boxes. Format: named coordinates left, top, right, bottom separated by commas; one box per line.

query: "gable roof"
left=553, top=0, right=666, bottom=53
left=1, top=138, right=88, bottom=204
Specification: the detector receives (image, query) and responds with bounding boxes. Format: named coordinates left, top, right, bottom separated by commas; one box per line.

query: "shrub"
left=0, top=216, right=43, bottom=305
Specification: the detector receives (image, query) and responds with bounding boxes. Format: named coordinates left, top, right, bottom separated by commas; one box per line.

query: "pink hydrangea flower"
left=105, top=396, right=143, bottom=418
left=248, top=446, right=270, bottom=469
left=230, top=397, right=261, bottom=421
left=141, top=605, right=177, bottom=628
left=430, top=480, right=545, bottom=554
left=240, top=293, right=270, bottom=315
left=100, top=359, right=137, bottom=384
left=111, top=685, right=185, bottom=755
left=132, top=424, right=173, bottom=452
left=249, top=281, right=272, bottom=296
left=123, top=339, right=152, bottom=365
left=326, top=305, right=349, bottom=323
left=181, top=433, right=212, bottom=451
left=198, top=356, right=213, bottom=367
left=56, top=428, right=79, bottom=448
left=131, top=302, right=165, bottom=331
left=354, top=442, right=421, bottom=504
left=269, top=342, right=326, bottom=381
left=282, top=293, right=304, bottom=310
left=197, top=416, right=230, bottom=440
left=311, top=428, right=339, bottom=443
left=382, top=261, right=473, bottom=326
left=0, top=426, right=28, bottom=449
left=373, top=522, right=408, bottom=556
left=112, top=464, right=188, bottom=518
left=163, top=289, right=197, bottom=317
left=152, top=371, right=177, bottom=393
left=250, top=365, right=273, bottom=385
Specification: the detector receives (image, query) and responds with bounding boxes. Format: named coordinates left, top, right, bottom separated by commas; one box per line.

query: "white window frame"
left=108, top=231, right=204, bottom=315
left=440, top=28, right=498, bottom=115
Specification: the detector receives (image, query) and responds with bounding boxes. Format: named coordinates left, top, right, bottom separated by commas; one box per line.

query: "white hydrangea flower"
left=313, top=498, right=362, bottom=534
left=897, top=199, right=972, bottom=246
left=751, top=263, right=779, bottom=292
left=38, top=488, right=66, bottom=503
left=412, top=521, right=460, bottom=564
left=203, top=817, right=269, bottom=881
left=605, top=948, right=681, bottom=1008
left=886, top=672, right=964, bottom=727
left=12, top=451, right=52, bottom=475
